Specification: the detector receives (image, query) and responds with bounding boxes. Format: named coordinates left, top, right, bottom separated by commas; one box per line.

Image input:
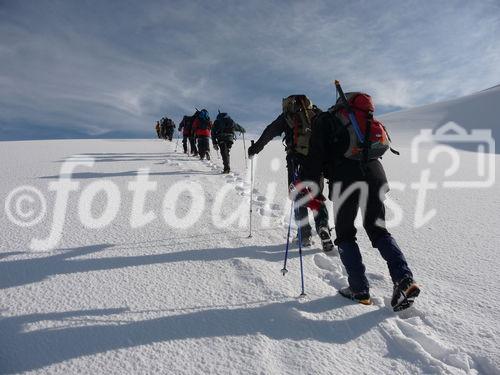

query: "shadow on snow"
left=0, top=241, right=389, bottom=373
left=0, top=299, right=387, bottom=374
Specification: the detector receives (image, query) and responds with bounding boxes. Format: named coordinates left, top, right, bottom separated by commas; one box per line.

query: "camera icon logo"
left=411, top=122, right=495, bottom=188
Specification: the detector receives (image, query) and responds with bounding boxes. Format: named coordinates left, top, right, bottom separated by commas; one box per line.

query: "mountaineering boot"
left=318, top=227, right=334, bottom=253
left=301, top=234, right=312, bottom=247
left=391, top=277, right=420, bottom=312
left=338, top=287, right=372, bottom=305
left=294, top=231, right=312, bottom=247
left=222, top=167, right=230, bottom=174
left=294, top=227, right=312, bottom=247
left=206, top=153, right=211, bottom=161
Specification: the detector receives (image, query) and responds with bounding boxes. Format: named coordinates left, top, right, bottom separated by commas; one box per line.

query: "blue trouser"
left=338, top=236, right=413, bottom=292
left=334, top=180, right=413, bottom=292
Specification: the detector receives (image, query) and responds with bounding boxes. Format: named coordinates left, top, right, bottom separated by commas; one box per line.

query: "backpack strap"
left=381, top=124, right=400, bottom=155
left=390, top=148, right=400, bottom=155
left=362, top=112, right=373, bottom=164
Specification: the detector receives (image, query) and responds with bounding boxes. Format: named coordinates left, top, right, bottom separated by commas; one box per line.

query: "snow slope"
left=1, top=89, right=499, bottom=374
left=380, top=84, right=500, bottom=153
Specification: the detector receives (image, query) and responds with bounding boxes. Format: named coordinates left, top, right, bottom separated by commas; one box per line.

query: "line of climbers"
left=155, top=117, right=175, bottom=141
left=155, top=110, right=246, bottom=174
left=178, top=109, right=246, bottom=173
left=153, top=84, right=419, bottom=312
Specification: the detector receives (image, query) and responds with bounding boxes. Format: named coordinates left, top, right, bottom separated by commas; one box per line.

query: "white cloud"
left=0, top=0, right=499, bottom=139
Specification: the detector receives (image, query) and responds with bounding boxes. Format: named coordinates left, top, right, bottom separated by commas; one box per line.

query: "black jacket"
left=304, top=112, right=388, bottom=188
left=212, top=114, right=245, bottom=145
left=252, top=107, right=321, bottom=155
left=251, top=113, right=288, bottom=154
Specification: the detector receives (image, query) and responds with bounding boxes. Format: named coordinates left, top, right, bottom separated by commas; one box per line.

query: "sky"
left=1, top=0, right=499, bottom=140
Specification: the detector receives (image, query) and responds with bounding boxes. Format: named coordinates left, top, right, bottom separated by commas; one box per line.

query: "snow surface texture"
left=1, top=88, right=499, bottom=374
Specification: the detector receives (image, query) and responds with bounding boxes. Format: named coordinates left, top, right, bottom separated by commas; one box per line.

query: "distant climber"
left=212, top=111, right=246, bottom=173
left=192, top=109, right=212, bottom=160
left=248, top=95, right=334, bottom=252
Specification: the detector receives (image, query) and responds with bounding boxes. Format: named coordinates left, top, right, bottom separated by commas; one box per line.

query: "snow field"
left=1, top=136, right=498, bottom=374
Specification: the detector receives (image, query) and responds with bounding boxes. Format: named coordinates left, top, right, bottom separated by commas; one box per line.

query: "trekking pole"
left=248, top=140, right=255, bottom=238
left=285, top=165, right=306, bottom=296
left=281, top=197, right=295, bottom=275
left=296, top=201, right=306, bottom=297
left=293, top=166, right=306, bottom=297
left=242, top=132, right=248, bottom=165
left=175, top=131, right=179, bottom=153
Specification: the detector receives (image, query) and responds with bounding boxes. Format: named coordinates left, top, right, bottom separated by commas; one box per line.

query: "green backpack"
left=282, top=94, right=320, bottom=156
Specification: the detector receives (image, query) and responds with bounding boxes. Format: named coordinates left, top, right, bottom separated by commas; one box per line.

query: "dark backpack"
left=161, top=117, right=170, bottom=127
left=184, top=116, right=193, bottom=131
left=282, top=94, right=320, bottom=156
left=219, top=114, right=235, bottom=134
left=196, top=109, right=211, bottom=130
left=329, top=92, right=393, bottom=161
left=214, top=113, right=236, bottom=143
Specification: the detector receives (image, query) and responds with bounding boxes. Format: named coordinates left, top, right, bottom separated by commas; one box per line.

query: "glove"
left=248, top=143, right=260, bottom=157
left=307, top=194, right=326, bottom=212
left=289, top=179, right=325, bottom=211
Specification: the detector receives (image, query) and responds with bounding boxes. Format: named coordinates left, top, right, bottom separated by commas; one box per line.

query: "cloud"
left=0, top=0, right=499, bottom=140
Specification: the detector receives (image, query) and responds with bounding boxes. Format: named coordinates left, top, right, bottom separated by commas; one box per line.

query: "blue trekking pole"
left=281, top=165, right=307, bottom=296
left=281, top=198, right=295, bottom=276
left=294, top=170, right=306, bottom=297
left=298, top=225, right=306, bottom=297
